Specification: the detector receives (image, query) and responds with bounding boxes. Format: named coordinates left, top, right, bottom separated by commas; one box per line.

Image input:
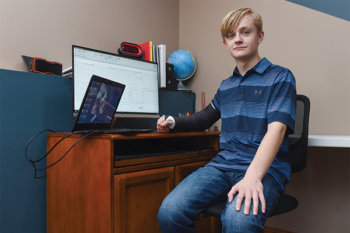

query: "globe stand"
left=177, top=80, right=190, bottom=91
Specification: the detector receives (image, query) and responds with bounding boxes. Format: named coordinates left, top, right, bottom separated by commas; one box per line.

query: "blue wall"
left=287, top=0, right=350, bottom=21
left=0, top=70, right=74, bottom=233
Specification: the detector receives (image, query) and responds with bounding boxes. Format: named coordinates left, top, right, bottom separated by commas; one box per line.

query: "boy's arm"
left=227, top=121, right=287, bottom=216
left=157, top=104, right=220, bottom=133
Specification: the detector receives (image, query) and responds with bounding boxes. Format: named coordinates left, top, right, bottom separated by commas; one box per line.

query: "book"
left=139, top=41, right=153, bottom=62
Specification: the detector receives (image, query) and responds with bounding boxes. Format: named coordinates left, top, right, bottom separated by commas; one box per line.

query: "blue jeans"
left=157, top=166, right=283, bottom=233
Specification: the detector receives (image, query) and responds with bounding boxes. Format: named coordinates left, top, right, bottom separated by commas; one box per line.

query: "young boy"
left=157, top=8, right=296, bottom=233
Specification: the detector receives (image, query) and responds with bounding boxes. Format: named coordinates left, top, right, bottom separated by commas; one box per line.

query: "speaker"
left=164, top=63, right=178, bottom=90
left=22, top=56, right=62, bottom=76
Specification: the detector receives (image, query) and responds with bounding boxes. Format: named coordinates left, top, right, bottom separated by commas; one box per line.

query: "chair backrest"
left=286, top=95, right=311, bottom=173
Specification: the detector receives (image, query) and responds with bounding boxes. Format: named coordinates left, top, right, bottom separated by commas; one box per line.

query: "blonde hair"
left=220, top=8, right=263, bottom=40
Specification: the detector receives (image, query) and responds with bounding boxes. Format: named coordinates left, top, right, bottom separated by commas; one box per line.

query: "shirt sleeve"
left=267, top=68, right=297, bottom=134
left=211, top=88, right=221, bottom=114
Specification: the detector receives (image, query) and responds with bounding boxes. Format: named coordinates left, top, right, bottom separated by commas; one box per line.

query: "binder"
left=139, top=41, right=153, bottom=62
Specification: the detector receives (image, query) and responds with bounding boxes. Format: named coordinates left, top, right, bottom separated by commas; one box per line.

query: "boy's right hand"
left=157, top=115, right=173, bottom=133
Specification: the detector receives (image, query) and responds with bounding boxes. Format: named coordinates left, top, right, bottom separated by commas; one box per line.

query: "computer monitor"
left=73, top=45, right=159, bottom=118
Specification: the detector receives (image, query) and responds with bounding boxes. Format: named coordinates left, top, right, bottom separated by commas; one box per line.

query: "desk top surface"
left=47, top=132, right=349, bottom=148
left=47, top=131, right=221, bottom=140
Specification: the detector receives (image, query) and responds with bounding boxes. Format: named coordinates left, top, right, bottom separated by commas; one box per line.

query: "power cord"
left=25, top=129, right=98, bottom=178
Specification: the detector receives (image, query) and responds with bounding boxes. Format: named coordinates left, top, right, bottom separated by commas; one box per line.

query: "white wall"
left=0, top=0, right=179, bottom=71
left=179, top=0, right=350, bottom=135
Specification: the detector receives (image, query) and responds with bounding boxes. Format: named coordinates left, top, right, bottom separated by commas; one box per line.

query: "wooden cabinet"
left=46, top=132, right=220, bottom=233
left=114, top=167, right=174, bottom=233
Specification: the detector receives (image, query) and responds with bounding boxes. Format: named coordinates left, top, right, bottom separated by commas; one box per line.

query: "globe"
left=167, top=50, right=196, bottom=90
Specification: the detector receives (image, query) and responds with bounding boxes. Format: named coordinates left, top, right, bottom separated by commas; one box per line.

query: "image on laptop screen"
left=77, top=76, right=125, bottom=125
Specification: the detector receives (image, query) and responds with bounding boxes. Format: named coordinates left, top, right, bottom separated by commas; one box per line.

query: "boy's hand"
left=157, top=115, right=173, bottom=133
left=227, top=176, right=266, bottom=216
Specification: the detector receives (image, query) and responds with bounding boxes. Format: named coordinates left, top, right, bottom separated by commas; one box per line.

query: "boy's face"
left=223, top=14, right=264, bottom=62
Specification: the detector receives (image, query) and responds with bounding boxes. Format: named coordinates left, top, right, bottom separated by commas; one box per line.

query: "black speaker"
left=22, top=56, right=62, bottom=76
left=165, top=63, right=178, bottom=90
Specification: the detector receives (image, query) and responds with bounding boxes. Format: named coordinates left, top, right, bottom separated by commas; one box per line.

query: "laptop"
left=72, top=75, right=153, bottom=134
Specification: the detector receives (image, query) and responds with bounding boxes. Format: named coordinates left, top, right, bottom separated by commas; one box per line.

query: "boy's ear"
left=258, top=31, right=264, bottom=44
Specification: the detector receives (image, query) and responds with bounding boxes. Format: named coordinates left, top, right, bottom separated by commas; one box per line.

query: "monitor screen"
left=73, top=45, right=159, bottom=118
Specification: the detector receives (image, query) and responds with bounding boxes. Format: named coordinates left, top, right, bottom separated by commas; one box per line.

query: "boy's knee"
left=157, top=196, right=184, bottom=226
left=221, top=203, right=264, bottom=233
left=157, top=193, right=197, bottom=230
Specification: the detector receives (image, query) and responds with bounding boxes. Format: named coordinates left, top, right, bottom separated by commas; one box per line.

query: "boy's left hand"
left=227, top=176, right=266, bottom=216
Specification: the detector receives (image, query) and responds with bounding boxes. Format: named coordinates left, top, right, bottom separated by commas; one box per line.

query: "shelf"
left=308, top=135, right=350, bottom=148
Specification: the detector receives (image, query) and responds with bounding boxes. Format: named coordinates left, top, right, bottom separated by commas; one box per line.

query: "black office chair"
left=203, top=94, right=311, bottom=218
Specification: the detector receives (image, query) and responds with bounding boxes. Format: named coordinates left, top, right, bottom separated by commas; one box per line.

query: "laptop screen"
left=73, top=75, right=125, bottom=131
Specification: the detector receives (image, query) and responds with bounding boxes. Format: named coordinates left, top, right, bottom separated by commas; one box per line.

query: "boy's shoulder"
left=265, top=63, right=295, bottom=83
left=266, top=62, right=291, bottom=74
left=218, top=75, right=235, bottom=89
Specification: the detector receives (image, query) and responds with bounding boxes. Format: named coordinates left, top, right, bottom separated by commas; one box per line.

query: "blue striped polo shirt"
left=207, top=58, right=296, bottom=189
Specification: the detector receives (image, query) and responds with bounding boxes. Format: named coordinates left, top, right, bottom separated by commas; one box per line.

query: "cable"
left=39, top=131, right=97, bottom=170
left=25, top=130, right=74, bottom=164
left=25, top=129, right=99, bottom=178
left=25, top=129, right=55, bottom=162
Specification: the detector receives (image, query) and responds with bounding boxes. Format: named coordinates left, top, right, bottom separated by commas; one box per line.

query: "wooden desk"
left=46, top=132, right=220, bottom=233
